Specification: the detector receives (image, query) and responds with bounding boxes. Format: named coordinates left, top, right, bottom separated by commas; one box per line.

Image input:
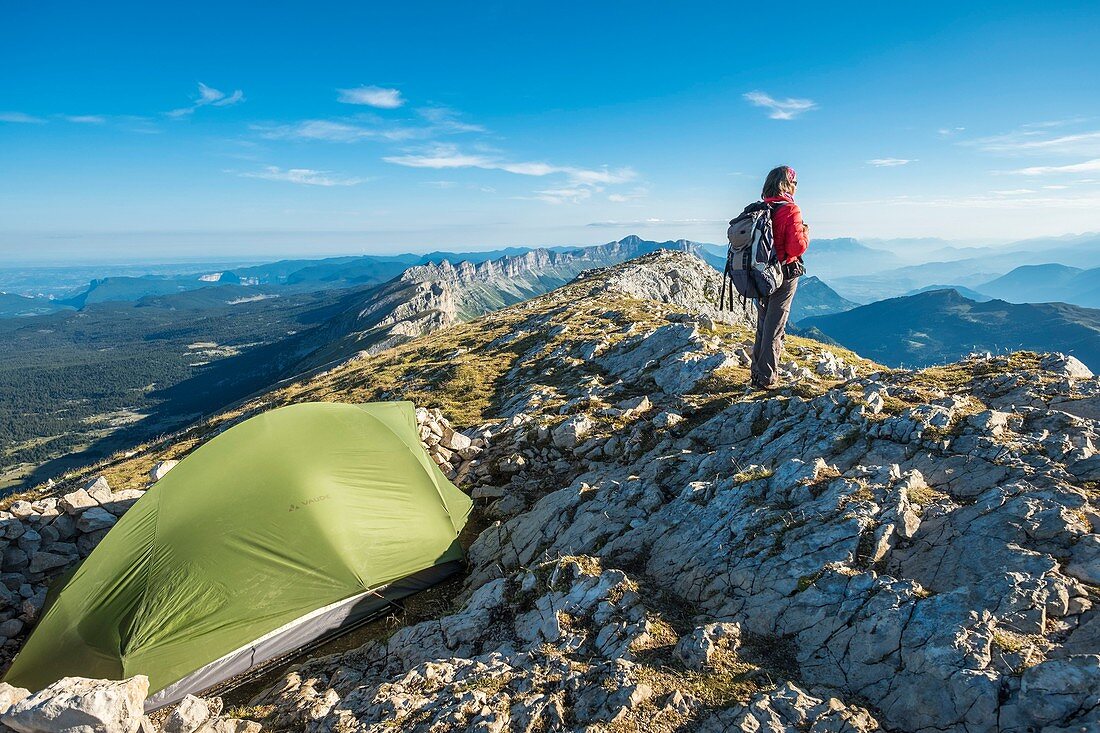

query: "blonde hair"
left=762, top=166, right=796, bottom=198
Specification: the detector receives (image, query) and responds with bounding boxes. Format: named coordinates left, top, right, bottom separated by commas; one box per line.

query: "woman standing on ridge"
left=751, top=165, right=809, bottom=390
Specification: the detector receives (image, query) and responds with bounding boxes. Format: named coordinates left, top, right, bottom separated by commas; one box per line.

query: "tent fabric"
left=145, top=559, right=461, bottom=709
left=5, top=401, right=472, bottom=705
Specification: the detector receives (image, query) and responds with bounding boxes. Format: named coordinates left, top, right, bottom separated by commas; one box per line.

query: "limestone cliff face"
left=400, top=248, right=564, bottom=284
left=299, top=238, right=727, bottom=369
left=399, top=236, right=706, bottom=288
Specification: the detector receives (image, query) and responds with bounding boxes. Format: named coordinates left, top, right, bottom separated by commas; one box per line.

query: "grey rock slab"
left=551, top=415, right=593, bottom=450
left=1, top=675, right=149, bottom=733
left=58, top=490, right=98, bottom=515
left=83, top=475, right=111, bottom=497
left=150, top=460, right=179, bottom=482
left=673, top=621, right=741, bottom=671
left=999, top=655, right=1100, bottom=732
left=0, top=619, right=24, bottom=638
left=1053, top=394, right=1100, bottom=422
left=7, top=503, right=36, bottom=521
left=76, top=507, right=118, bottom=534
left=0, top=683, right=30, bottom=715
left=1064, top=534, right=1100, bottom=585
left=440, top=427, right=472, bottom=452
left=1041, top=353, right=1094, bottom=379
left=100, top=490, right=146, bottom=517
left=195, top=719, right=261, bottom=733
left=163, top=695, right=212, bottom=733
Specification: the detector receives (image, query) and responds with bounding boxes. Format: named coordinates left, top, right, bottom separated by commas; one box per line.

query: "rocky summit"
left=2, top=250, right=1098, bottom=733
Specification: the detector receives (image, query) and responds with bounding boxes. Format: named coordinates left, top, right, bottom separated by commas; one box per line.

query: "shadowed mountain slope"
left=977, top=263, right=1100, bottom=308
left=790, top=275, right=859, bottom=323
left=803, top=288, right=1100, bottom=370
left=0, top=237, right=707, bottom=491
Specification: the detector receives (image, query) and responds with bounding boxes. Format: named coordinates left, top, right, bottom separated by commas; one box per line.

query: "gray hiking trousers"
left=751, top=276, right=798, bottom=387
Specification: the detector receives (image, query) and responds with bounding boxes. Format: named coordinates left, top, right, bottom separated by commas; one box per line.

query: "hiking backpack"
left=718, top=201, right=785, bottom=310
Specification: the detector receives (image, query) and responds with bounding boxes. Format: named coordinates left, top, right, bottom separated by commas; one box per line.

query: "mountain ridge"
left=0, top=238, right=713, bottom=490
left=291, top=236, right=712, bottom=370
left=977, top=263, right=1100, bottom=308
left=803, top=287, right=1100, bottom=370
left=2, top=250, right=1097, bottom=732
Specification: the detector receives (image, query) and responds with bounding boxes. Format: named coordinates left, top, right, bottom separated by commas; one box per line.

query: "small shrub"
left=733, top=465, right=773, bottom=484
left=223, top=705, right=276, bottom=722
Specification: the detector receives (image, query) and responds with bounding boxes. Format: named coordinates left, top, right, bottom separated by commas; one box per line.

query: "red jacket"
left=763, top=193, right=808, bottom=264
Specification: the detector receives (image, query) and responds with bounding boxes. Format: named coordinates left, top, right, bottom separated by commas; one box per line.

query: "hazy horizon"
left=3, top=2, right=1099, bottom=264
left=1, top=229, right=1097, bottom=268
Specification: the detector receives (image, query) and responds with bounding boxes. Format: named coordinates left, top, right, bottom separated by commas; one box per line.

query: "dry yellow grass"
left=9, top=272, right=1031, bottom=518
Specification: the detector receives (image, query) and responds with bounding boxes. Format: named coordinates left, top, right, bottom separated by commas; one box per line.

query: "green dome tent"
left=5, top=401, right=472, bottom=709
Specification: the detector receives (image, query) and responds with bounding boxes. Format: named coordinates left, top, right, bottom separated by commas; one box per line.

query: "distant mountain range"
left=0, top=238, right=714, bottom=319
left=802, top=288, right=1100, bottom=370
left=825, top=233, right=1100, bottom=303
left=0, top=235, right=704, bottom=490
left=800, top=238, right=902, bottom=279
left=3, top=231, right=1098, bottom=489
left=790, top=276, right=859, bottom=324
left=828, top=259, right=1005, bottom=303
left=975, top=264, right=1100, bottom=308
left=0, top=255, right=421, bottom=317
left=0, top=259, right=266, bottom=301
left=699, top=237, right=901, bottom=281
left=903, top=284, right=992, bottom=301
left=6, top=231, right=1098, bottom=317
left=288, top=236, right=706, bottom=372
left=0, top=292, right=61, bottom=317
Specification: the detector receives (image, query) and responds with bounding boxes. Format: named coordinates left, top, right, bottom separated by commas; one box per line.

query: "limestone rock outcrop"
left=5, top=251, right=1097, bottom=733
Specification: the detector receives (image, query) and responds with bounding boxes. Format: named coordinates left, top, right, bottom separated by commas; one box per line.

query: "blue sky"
left=2, top=1, right=1099, bottom=262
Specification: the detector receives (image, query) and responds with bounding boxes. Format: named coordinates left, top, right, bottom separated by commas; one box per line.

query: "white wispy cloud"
left=607, top=187, right=649, bottom=203
left=253, top=111, right=482, bottom=144
left=425, top=181, right=497, bottom=193
left=60, top=114, right=107, bottom=124
left=169, top=82, right=244, bottom=117
left=384, top=145, right=635, bottom=186
left=255, top=102, right=629, bottom=204
left=118, top=115, right=161, bottom=134
left=418, top=107, right=485, bottom=133
left=867, top=158, right=915, bottom=167
left=385, top=145, right=636, bottom=204
left=0, top=112, right=46, bottom=124
left=383, top=148, right=491, bottom=169
left=990, top=189, right=1037, bottom=195
left=238, top=166, right=363, bottom=186
left=938, top=126, right=966, bottom=136
left=587, top=218, right=723, bottom=228
left=528, top=186, right=596, bottom=204
left=337, top=86, right=405, bottom=108
left=199, top=83, right=244, bottom=106
left=1009, top=158, right=1100, bottom=175
left=254, top=119, right=398, bottom=142
left=743, top=91, right=817, bottom=120
left=1021, top=117, right=1088, bottom=129
left=971, top=127, right=1100, bottom=156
